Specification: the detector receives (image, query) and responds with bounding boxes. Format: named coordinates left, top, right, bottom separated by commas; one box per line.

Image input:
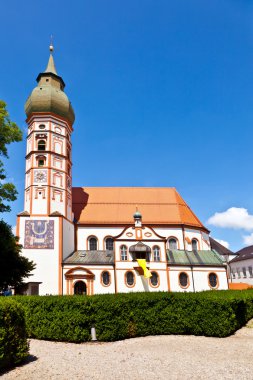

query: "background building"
left=229, top=246, right=253, bottom=288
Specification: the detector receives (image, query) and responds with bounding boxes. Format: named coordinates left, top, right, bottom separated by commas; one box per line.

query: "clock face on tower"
left=34, top=169, right=47, bottom=183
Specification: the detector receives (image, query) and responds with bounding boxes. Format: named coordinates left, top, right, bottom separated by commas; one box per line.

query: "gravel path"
left=3, top=326, right=253, bottom=380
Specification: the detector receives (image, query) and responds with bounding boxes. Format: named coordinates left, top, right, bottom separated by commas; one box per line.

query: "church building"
left=16, top=47, right=228, bottom=295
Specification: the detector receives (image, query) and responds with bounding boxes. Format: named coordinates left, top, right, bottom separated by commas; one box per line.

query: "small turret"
left=133, top=207, right=142, bottom=227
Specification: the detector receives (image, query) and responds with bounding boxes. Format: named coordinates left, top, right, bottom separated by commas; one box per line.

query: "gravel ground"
left=3, top=325, right=253, bottom=380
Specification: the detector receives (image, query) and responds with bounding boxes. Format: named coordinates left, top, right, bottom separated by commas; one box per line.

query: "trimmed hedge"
left=0, top=299, right=29, bottom=370
left=13, top=290, right=253, bottom=343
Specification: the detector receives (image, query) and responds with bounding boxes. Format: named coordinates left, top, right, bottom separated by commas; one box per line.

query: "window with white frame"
left=242, top=267, right=247, bottom=278
left=249, top=266, right=253, bottom=278
left=120, top=245, right=127, bottom=261
left=153, top=246, right=160, bottom=262
left=237, top=268, right=241, bottom=278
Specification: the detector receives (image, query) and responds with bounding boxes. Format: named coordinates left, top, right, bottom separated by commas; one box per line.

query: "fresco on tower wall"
left=24, top=220, right=54, bottom=249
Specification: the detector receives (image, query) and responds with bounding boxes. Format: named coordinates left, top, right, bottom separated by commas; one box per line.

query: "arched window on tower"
left=36, top=155, right=46, bottom=167
left=88, top=237, right=98, bottom=251
left=38, top=140, right=46, bottom=151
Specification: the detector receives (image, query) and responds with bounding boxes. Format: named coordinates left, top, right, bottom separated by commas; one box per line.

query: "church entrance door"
left=74, top=281, right=87, bottom=295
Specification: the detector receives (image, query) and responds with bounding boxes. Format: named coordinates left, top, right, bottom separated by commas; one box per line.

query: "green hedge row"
left=0, top=299, right=29, bottom=370
left=13, top=290, right=253, bottom=343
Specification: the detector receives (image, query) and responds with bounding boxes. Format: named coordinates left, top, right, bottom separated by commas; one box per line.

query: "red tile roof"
left=72, top=187, right=207, bottom=230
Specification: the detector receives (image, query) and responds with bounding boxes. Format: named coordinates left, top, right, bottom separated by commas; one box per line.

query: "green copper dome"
left=25, top=52, right=75, bottom=124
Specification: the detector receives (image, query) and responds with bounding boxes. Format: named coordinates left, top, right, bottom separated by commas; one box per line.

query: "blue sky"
left=1, top=0, right=253, bottom=251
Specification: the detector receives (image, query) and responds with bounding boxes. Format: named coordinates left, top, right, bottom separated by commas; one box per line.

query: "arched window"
left=168, top=238, right=178, bottom=250
left=125, top=271, right=135, bottom=287
left=89, top=237, right=98, bottom=251
left=105, top=237, right=114, bottom=251
left=38, top=140, right=46, bottom=151
left=101, top=271, right=110, bottom=286
left=179, top=272, right=189, bottom=288
left=150, top=272, right=159, bottom=287
left=208, top=273, right=218, bottom=288
left=153, top=246, right=160, bottom=262
left=192, top=239, right=198, bottom=251
left=36, top=155, right=46, bottom=167
left=120, top=245, right=127, bottom=261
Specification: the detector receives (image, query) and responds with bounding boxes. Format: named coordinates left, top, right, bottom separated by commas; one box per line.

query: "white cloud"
left=214, top=238, right=230, bottom=249
left=207, top=207, right=253, bottom=231
left=243, top=233, right=253, bottom=246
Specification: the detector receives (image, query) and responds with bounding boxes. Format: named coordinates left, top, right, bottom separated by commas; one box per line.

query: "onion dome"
left=25, top=45, right=75, bottom=124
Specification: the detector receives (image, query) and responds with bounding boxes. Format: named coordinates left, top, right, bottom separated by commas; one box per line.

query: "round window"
left=126, top=271, right=134, bottom=286
left=39, top=124, right=46, bottom=129
left=102, top=271, right=110, bottom=286
left=150, top=272, right=159, bottom=287
left=179, top=272, right=188, bottom=288
left=209, top=273, right=218, bottom=288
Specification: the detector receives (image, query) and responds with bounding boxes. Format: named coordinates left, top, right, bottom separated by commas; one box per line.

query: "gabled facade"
left=16, top=48, right=228, bottom=295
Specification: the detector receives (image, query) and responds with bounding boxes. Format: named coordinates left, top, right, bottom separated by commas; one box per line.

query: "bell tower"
left=16, top=44, right=75, bottom=295
left=24, top=44, right=75, bottom=220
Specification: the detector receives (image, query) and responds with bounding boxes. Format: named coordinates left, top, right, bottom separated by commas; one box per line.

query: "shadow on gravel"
left=0, top=355, right=38, bottom=376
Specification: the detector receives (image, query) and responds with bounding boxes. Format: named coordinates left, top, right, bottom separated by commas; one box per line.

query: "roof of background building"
left=209, top=237, right=235, bottom=257
left=230, top=246, right=253, bottom=263
left=72, top=187, right=207, bottom=230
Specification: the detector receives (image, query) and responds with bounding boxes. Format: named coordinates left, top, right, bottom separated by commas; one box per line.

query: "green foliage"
left=0, top=220, right=36, bottom=292
left=13, top=290, right=253, bottom=343
left=0, top=100, right=22, bottom=213
left=0, top=299, right=28, bottom=370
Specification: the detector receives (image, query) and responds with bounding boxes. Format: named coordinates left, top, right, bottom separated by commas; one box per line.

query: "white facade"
left=230, top=258, right=253, bottom=286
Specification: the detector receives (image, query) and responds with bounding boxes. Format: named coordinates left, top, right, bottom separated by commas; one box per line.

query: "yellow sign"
left=137, top=259, right=152, bottom=278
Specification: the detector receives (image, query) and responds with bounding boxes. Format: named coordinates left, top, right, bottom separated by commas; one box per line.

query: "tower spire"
left=45, top=36, right=57, bottom=75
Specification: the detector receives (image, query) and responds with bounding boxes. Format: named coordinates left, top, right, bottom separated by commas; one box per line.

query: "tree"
left=0, top=100, right=22, bottom=212
left=0, top=101, right=35, bottom=292
left=0, top=220, right=36, bottom=292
